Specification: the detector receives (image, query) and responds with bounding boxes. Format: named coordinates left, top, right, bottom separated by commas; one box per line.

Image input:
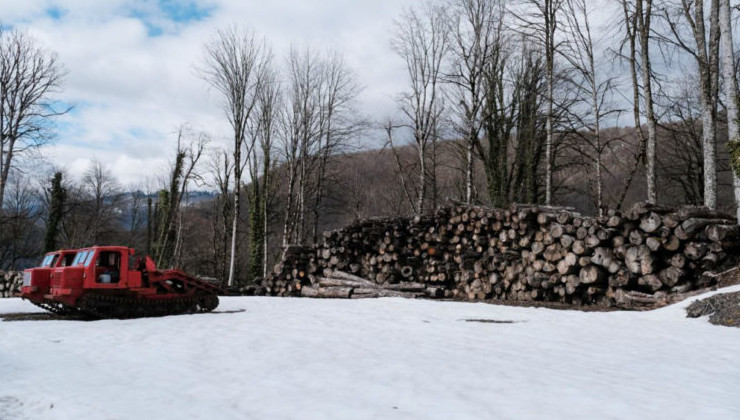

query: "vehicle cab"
left=46, top=246, right=142, bottom=306
left=20, top=249, right=77, bottom=302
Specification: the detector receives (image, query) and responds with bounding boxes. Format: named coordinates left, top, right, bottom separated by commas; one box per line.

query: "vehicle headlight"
left=22, top=272, right=32, bottom=286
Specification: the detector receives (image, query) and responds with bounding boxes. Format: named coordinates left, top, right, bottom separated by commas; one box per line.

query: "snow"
left=1, top=287, right=740, bottom=420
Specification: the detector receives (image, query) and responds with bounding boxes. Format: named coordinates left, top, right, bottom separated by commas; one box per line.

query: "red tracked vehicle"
left=19, top=249, right=79, bottom=314
left=41, top=245, right=221, bottom=318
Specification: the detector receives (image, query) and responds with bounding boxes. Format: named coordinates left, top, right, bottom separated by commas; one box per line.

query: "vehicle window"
left=62, top=253, right=76, bottom=267
left=84, top=251, right=96, bottom=267
left=96, top=251, right=121, bottom=283
left=73, top=251, right=88, bottom=266
left=50, top=254, right=60, bottom=267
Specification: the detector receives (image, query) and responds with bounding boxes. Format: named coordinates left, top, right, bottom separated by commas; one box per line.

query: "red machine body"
left=32, top=246, right=220, bottom=318
left=19, top=250, right=78, bottom=313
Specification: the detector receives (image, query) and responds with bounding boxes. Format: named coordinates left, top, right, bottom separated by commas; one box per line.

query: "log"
left=560, top=234, right=575, bottom=249
left=639, top=212, right=662, bottom=233
left=705, top=224, right=740, bottom=243
left=675, top=206, right=735, bottom=221
left=663, top=236, right=681, bottom=252
left=684, top=242, right=708, bottom=261
left=669, top=253, right=686, bottom=268
left=607, top=215, right=622, bottom=228
left=383, top=282, right=427, bottom=292
left=612, top=289, right=664, bottom=310
left=628, top=229, right=644, bottom=245
left=330, top=270, right=377, bottom=287
left=585, top=235, right=601, bottom=248
left=662, top=213, right=680, bottom=229
left=301, top=286, right=353, bottom=299
left=579, top=265, right=605, bottom=285
left=572, top=240, right=587, bottom=255
left=557, top=253, right=578, bottom=275
left=677, top=218, right=729, bottom=240
left=550, top=223, right=565, bottom=239
left=658, top=267, right=684, bottom=288
left=591, top=247, right=614, bottom=268
left=351, top=288, right=416, bottom=299
left=638, top=274, right=662, bottom=292
left=645, top=237, right=662, bottom=252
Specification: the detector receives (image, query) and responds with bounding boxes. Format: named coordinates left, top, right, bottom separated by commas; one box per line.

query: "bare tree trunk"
left=545, top=52, right=554, bottom=206
left=385, top=121, right=418, bottom=214
left=637, top=0, right=657, bottom=204
left=594, top=91, right=603, bottom=215
left=418, top=143, right=427, bottom=214
left=228, top=189, right=239, bottom=284
left=617, top=0, right=646, bottom=209
left=465, top=141, right=474, bottom=204
left=719, top=0, right=740, bottom=222
left=680, top=0, right=720, bottom=209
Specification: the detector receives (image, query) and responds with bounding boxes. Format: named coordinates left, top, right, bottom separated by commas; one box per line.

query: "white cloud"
left=1, top=0, right=416, bottom=185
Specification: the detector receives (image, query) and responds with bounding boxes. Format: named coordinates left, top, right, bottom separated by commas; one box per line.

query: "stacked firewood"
left=266, top=203, right=740, bottom=308
left=0, top=271, right=22, bottom=298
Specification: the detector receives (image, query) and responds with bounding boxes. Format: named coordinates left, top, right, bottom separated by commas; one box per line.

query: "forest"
left=1, top=0, right=740, bottom=288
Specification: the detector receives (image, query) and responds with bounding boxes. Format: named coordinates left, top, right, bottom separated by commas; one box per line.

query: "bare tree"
left=280, top=46, right=322, bottom=245
left=382, top=118, right=419, bottom=213
left=718, top=0, right=740, bottom=221
left=657, top=77, right=705, bottom=204
left=660, top=0, right=720, bottom=209
left=0, top=28, right=67, bottom=212
left=247, top=60, right=281, bottom=279
left=82, top=158, right=120, bottom=245
left=392, top=2, right=450, bottom=214
left=311, top=51, right=363, bottom=243
left=508, top=42, right=547, bottom=204
left=207, top=148, right=233, bottom=284
left=446, top=0, right=504, bottom=205
left=512, top=0, right=565, bottom=206
left=124, top=183, right=147, bottom=248
left=0, top=174, right=42, bottom=269
left=201, top=26, right=267, bottom=286
left=562, top=0, right=619, bottom=215
left=153, top=127, right=208, bottom=268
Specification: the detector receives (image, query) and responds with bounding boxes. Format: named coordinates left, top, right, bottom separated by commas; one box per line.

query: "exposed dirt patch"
left=462, top=319, right=521, bottom=324
left=0, top=312, right=88, bottom=322
left=475, top=298, right=619, bottom=312
left=686, top=291, right=740, bottom=328
left=0, top=309, right=247, bottom=322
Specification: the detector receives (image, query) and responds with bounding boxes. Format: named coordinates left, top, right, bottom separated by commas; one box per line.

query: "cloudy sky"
left=1, top=0, right=415, bottom=186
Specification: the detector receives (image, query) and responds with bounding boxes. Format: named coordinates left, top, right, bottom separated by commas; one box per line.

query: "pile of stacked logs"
left=265, top=203, right=740, bottom=308
left=0, top=271, right=22, bottom=298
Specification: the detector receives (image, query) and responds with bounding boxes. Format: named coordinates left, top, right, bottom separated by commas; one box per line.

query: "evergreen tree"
left=43, top=172, right=65, bottom=253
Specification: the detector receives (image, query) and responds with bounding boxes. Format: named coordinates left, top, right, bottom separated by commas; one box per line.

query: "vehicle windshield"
left=40, top=254, right=55, bottom=267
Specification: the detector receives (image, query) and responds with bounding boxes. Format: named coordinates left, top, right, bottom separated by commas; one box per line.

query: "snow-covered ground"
left=2, top=287, right=740, bottom=420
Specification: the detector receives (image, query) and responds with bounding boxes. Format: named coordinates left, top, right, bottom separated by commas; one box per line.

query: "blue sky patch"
left=130, top=1, right=214, bottom=37
left=46, top=7, right=67, bottom=20
left=158, top=0, right=214, bottom=23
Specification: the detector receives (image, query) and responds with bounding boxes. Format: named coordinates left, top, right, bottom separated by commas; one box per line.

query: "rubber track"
left=78, top=293, right=218, bottom=319
left=29, top=300, right=78, bottom=316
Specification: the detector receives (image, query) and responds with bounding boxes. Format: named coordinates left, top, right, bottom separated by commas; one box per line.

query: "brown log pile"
left=0, top=271, right=22, bottom=298
left=264, top=203, right=740, bottom=309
